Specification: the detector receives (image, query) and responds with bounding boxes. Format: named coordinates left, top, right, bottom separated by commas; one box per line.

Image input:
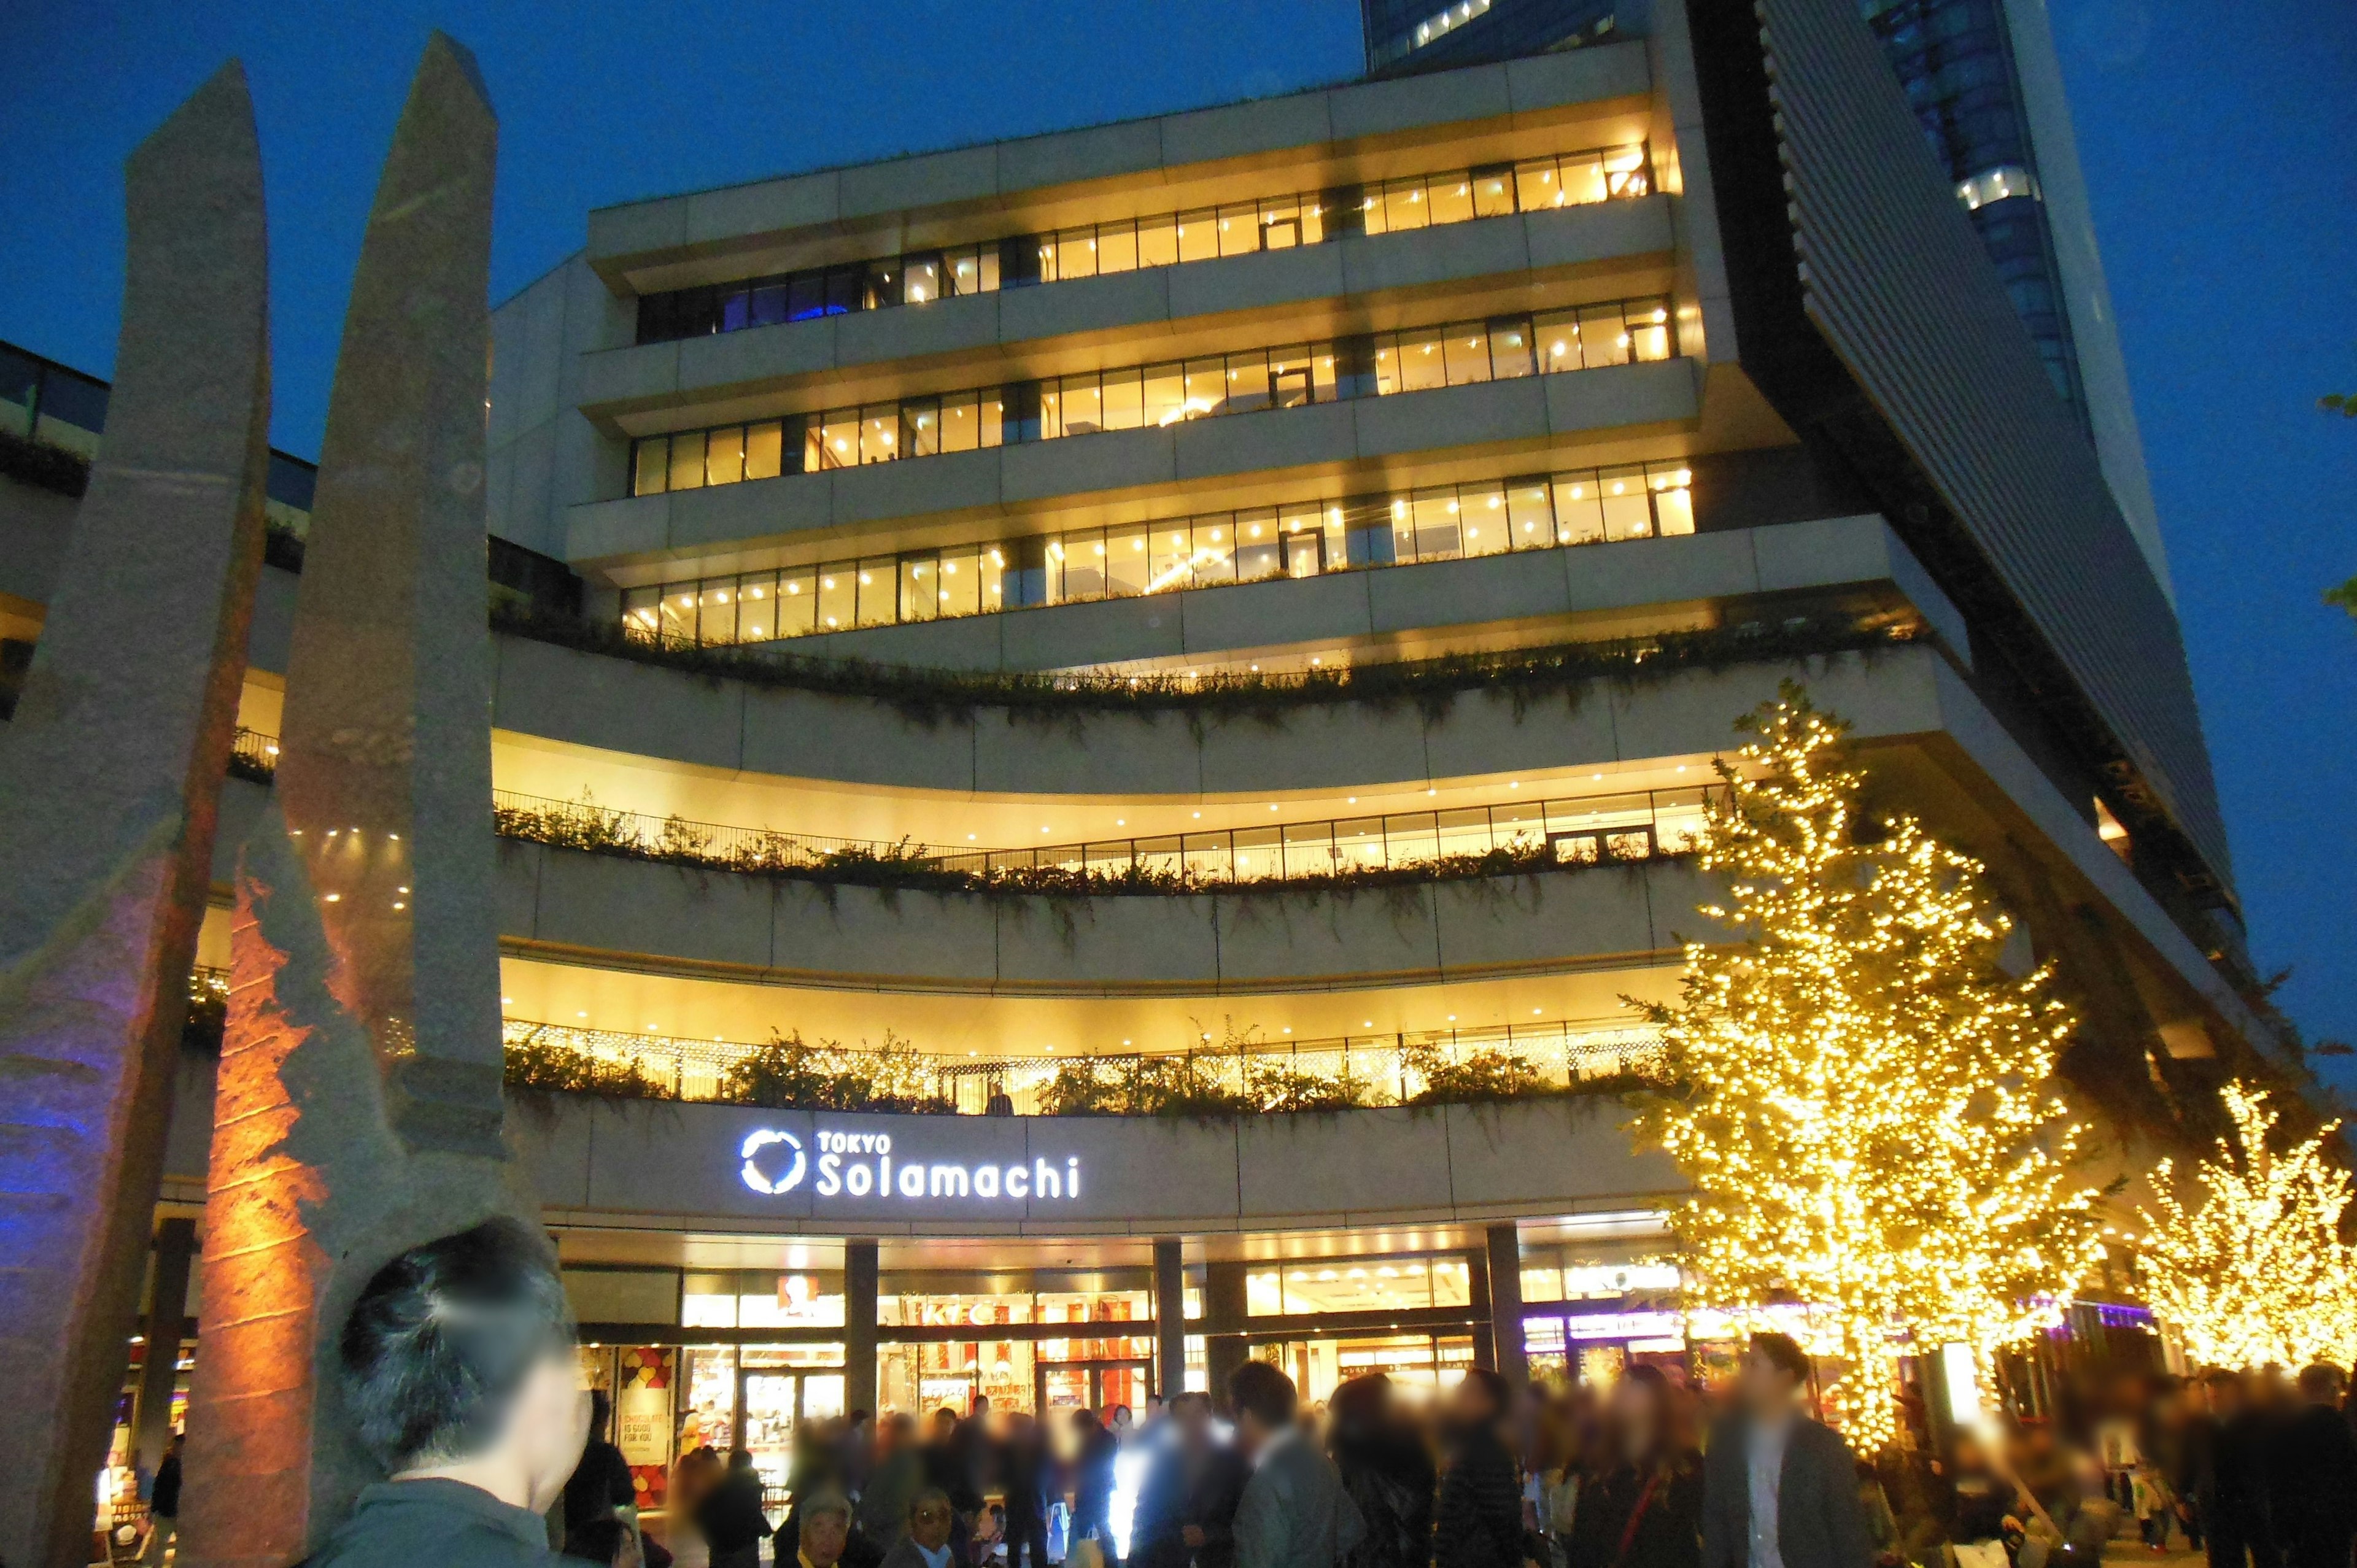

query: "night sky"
left=4, top=1, right=2351, bottom=1090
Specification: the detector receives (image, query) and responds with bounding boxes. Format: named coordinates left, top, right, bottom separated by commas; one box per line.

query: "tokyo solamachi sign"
left=740, top=1126, right=1081, bottom=1203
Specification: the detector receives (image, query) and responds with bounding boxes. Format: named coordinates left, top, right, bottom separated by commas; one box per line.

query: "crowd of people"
left=288, top=1220, right=2357, bottom=1568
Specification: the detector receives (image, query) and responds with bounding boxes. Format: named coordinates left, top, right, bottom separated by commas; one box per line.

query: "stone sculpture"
left=175, top=36, right=537, bottom=1567
left=0, top=65, right=270, bottom=1568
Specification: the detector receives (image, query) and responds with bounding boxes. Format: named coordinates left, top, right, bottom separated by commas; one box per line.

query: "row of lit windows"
left=633, top=141, right=1650, bottom=345
left=627, top=296, right=1676, bottom=498
left=618, top=460, right=1697, bottom=646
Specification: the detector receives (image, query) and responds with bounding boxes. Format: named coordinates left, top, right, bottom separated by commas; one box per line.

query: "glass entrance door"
left=1037, top=1359, right=1152, bottom=1416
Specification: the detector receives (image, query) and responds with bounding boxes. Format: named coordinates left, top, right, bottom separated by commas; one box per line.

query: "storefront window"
left=1245, top=1254, right=1473, bottom=1316
left=681, top=1271, right=844, bottom=1328
left=880, top=1339, right=1037, bottom=1416
left=1255, top=1334, right=1476, bottom=1405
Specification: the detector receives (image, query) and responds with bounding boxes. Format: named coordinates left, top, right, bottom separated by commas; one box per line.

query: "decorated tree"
left=2138, top=1081, right=2357, bottom=1369
left=1631, top=686, right=2106, bottom=1450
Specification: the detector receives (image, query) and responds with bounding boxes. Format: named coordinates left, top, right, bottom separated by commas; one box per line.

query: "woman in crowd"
left=1565, top=1367, right=1702, bottom=1568
left=1331, top=1374, right=1438, bottom=1568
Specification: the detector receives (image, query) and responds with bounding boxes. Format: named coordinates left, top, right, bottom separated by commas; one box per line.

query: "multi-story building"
left=1361, top=0, right=2173, bottom=598
left=0, top=0, right=2278, bottom=1519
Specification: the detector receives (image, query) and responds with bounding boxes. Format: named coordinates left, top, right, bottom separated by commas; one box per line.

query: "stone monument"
left=175, top=36, right=535, bottom=1567
left=0, top=66, right=270, bottom=1568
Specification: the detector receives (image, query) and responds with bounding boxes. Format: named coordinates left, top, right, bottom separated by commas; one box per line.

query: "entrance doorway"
left=1037, top=1359, right=1151, bottom=1416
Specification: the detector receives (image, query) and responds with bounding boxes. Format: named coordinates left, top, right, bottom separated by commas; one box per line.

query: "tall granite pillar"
left=1152, top=1238, right=1187, bottom=1398
left=175, top=36, right=530, bottom=1568
left=0, top=66, right=269, bottom=1568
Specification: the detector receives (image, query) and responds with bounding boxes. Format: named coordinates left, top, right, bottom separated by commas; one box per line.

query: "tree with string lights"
left=1631, top=685, right=2107, bottom=1451
left=2137, top=1081, right=2357, bottom=1370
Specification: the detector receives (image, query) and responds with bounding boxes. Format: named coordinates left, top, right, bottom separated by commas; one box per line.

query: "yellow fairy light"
left=1631, top=686, right=2103, bottom=1451
left=2137, top=1083, right=2357, bottom=1370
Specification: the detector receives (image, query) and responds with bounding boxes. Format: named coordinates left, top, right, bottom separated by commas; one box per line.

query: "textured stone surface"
left=176, top=36, right=536, bottom=1567
left=0, top=64, right=269, bottom=1568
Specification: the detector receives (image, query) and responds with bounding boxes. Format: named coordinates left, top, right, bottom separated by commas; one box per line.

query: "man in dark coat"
left=1070, top=1407, right=1123, bottom=1550
left=1435, top=1369, right=1528, bottom=1568
left=997, top=1411, right=1054, bottom=1568
left=2267, top=1365, right=2357, bottom=1568
left=1700, top=1334, right=1872, bottom=1568
left=1131, top=1391, right=1252, bottom=1568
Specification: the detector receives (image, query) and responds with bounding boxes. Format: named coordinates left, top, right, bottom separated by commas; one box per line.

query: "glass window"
left=1150, top=524, right=1194, bottom=593
left=816, top=565, right=854, bottom=631
left=1515, top=156, right=1564, bottom=212
left=1598, top=466, right=1653, bottom=541
left=667, top=431, right=706, bottom=492
left=1063, top=530, right=1109, bottom=601
left=1182, top=358, right=1225, bottom=420
left=1038, top=381, right=1064, bottom=442
left=1442, top=324, right=1492, bottom=387
left=1522, top=1263, right=1566, bottom=1304
left=1535, top=309, right=1582, bottom=374
left=1554, top=472, right=1604, bottom=544
left=750, top=282, right=788, bottom=326
left=979, top=543, right=1007, bottom=612
left=1396, top=328, right=1447, bottom=393
left=980, top=391, right=1004, bottom=449
left=824, top=269, right=860, bottom=315
left=1500, top=478, right=1552, bottom=549
left=1259, top=197, right=1304, bottom=250
left=787, top=274, right=826, bottom=321
left=863, top=260, right=900, bottom=310
left=1428, top=174, right=1475, bottom=226
left=1060, top=376, right=1106, bottom=436
left=1175, top=208, right=1218, bottom=264
left=854, top=558, right=894, bottom=626
left=745, top=420, right=784, bottom=481
left=634, top=437, right=669, bottom=496
left=859, top=404, right=899, bottom=463
left=1226, top=355, right=1271, bottom=415
left=903, top=255, right=940, bottom=305
left=939, top=391, right=981, bottom=454
left=735, top=573, right=777, bottom=642
left=816, top=411, right=856, bottom=470
left=1404, top=493, right=1461, bottom=566
left=1217, top=203, right=1260, bottom=258
left=900, top=557, right=937, bottom=623
left=1234, top=509, right=1282, bottom=581
left=1460, top=482, right=1509, bottom=557
left=1652, top=465, right=1695, bottom=536
left=719, top=288, right=750, bottom=333
left=1382, top=177, right=1429, bottom=233
left=1097, top=222, right=1139, bottom=276
left=1268, top=347, right=1315, bottom=409
left=621, top=585, right=661, bottom=641
left=1488, top=320, right=1535, bottom=379
left=699, top=583, right=738, bottom=645
left=1055, top=228, right=1097, bottom=281
left=939, top=547, right=982, bottom=618
left=1471, top=163, right=1516, bottom=218
left=704, top=426, right=744, bottom=487
left=1105, top=525, right=1148, bottom=597
left=1630, top=300, right=1673, bottom=361
left=903, top=399, right=941, bottom=459
left=1137, top=213, right=1178, bottom=269
left=1193, top=519, right=1235, bottom=585
left=1101, top=369, right=1144, bottom=432
left=776, top=566, right=816, bottom=637
left=1580, top=303, right=1633, bottom=368
left=1562, top=150, right=1611, bottom=206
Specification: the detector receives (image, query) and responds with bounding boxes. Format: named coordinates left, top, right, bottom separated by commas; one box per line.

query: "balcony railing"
left=501, top=1015, right=1670, bottom=1115
left=487, top=781, right=1721, bottom=889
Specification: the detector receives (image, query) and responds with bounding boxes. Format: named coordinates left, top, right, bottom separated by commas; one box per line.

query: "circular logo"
left=739, top=1128, right=806, bottom=1195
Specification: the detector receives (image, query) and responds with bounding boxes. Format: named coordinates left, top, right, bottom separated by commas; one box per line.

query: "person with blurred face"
left=1566, top=1367, right=1703, bottom=1568
left=1133, top=1391, right=1250, bottom=1568
left=880, top=1490, right=958, bottom=1568
left=1699, top=1334, right=1871, bottom=1568
left=1437, top=1370, right=1532, bottom=1568
left=1231, top=1361, right=1364, bottom=1568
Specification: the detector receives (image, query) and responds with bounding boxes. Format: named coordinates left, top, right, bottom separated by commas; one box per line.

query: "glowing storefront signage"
left=738, top=1126, right=1082, bottom=1203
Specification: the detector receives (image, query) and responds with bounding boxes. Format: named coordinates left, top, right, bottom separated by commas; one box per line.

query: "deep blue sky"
left=3, top=1, right=2351, bottom=1087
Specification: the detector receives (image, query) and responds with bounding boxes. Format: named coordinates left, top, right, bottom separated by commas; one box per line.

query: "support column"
left=0, top=64, right=269, bottom=1568
left=1202, top=1260, right=1248, bottom=1412
left=1484, top=1222, right=1527, bottom=1389
left=134, top=1219, right=200, bottom=1476
left=1151, top=1239, right=1186, bottom=1399
left=844, top=1240, right=879, bottom=1419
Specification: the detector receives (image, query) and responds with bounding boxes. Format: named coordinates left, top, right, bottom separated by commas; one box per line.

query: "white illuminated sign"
left=738, top=1125, right=1082, bottom=1203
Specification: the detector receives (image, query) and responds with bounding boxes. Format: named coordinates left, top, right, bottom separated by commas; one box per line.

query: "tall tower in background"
left=1361, top=0, right=2173, bottom=601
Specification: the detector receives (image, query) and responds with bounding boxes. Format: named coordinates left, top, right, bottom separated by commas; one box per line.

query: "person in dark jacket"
left=699, top=1450, right=776, bottom=1568
left=1328, top=1374, right=1435, bottom=1568
left=1070, top=1407, right=1122, bottom=1548
left=143, top=1432, right=185, bottom=1566
left=923, top=1405, right=988, bottom=1566
left=2266, top=1365, right=2357, bottom=1568
left=1133, top=1391, right=1253, bottom=1568
left=2199, top=1372, right=2279, bottom=1568
left=1698, top=1334, right=1872, bottom=1568
left=1568, top=1367, right=1703, bottom=1568
left=998, top=1412, right=1054, bottom=1568
left=565, top=1391, right=639, bottom=1539
left=1437, top=1368, right=1531, bottom=1568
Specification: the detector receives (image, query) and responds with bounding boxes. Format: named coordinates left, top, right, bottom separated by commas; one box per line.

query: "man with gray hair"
left=785, top=1486, right=858, bottom=1568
